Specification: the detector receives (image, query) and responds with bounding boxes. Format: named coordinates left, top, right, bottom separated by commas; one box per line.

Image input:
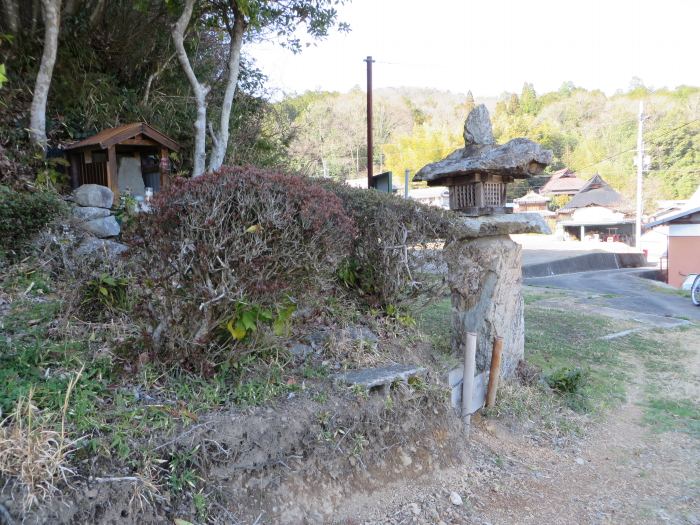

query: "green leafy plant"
left=545, top=367, right=584, bottom=394
left=273, top=300, right=297, bottom=336
left=82, top=273, right=131, bottom=314
left=351, top=433, right=369, bottom=457
left=193, top=491, right=208, bottom=521
left=222, top=298, right=297, bottom=341
left=0, top=34, right=11, bottom=89
left=168, top=447, right=201, bottom=492
left=302, top=365, right=328, bottom=379
left=337, top=258, right=359, bottom=288
left=350, top=384, right=368, bottom=398
left=224, top=301, right=274, bottom=341
left=385, top=303, right=417, bottom=327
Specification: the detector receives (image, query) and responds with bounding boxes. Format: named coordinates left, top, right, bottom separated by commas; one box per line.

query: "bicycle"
left=692, top=274, right=700, bottom=307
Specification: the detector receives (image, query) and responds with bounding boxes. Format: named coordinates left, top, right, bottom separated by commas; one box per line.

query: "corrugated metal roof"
left=645, top=206, right=700, bottom=229
left=64, top=122, right=180, bottom=152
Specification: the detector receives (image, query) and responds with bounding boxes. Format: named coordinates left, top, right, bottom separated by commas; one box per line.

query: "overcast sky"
left=247, top=0, right=700, bottom=98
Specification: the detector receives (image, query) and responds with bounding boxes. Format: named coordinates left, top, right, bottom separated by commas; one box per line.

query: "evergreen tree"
left=520, top=82, right=539, bottom=115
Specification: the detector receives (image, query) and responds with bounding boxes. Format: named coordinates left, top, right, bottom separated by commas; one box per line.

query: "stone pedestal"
left=443, top=213, right=549, bottom=378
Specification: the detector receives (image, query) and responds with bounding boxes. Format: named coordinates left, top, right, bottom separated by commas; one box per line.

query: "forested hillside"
left=281, top=83, right=700, bottom=205
left=1, top=0, right=696, bottom=205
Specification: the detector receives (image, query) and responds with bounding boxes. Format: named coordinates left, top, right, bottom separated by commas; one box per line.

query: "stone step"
left=334, top=364, right=426, bottom=393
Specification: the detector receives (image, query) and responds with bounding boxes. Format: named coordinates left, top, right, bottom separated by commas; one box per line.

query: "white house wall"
left=669, top=224, right=700, bottom=237
left=571, top=206, right=625, bottom=223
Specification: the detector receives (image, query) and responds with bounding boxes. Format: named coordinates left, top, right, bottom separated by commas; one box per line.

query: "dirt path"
left=348, top=329, right=699, bottom=525
left=470, top=368, right=698, bottom=524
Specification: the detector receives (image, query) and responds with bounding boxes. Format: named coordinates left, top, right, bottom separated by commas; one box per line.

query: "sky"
left=247, top=0, right=700, bottom=98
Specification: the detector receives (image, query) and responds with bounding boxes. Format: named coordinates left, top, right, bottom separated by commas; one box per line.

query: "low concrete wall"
left=523, top=252, right=647, bottom=278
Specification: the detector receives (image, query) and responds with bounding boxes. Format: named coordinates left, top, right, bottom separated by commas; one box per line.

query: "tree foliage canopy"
left=280, top=82, right=699, bottom=204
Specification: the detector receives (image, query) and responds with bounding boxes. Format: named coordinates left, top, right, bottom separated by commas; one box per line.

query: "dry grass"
left=0, top=367, right=82, bottom=510
left=485, top=380, right=588, bottom=444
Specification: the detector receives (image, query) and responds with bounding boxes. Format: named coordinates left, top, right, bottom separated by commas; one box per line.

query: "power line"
left=566, top=118, right=699, bottom=174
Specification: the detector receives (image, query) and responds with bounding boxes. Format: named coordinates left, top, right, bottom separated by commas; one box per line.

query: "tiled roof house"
left=539, top=168, right=586, bottom=196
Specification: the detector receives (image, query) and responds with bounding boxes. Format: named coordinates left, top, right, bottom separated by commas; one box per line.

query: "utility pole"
left=365, top=56, right=374, bottom=189
left=635, top=101, right=644, bottom=248
left=404, top=169, right=410, bottom=198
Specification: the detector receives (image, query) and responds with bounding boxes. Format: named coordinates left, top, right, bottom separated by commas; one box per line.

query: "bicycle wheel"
left=692, top=275, right=700, bottom=307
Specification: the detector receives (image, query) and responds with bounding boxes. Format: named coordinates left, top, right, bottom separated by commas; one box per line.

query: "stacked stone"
left=70, top=184, right=127, bottom=257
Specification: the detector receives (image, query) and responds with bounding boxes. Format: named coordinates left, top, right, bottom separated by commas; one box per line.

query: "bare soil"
left=348, top=329, right=700, bottom=525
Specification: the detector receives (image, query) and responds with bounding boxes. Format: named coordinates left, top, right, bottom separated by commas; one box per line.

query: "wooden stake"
left=462, top=332, right=477, bottom=434
left=106, top=145, right=118, bottom=202
left=486, top=337, right=503, bottom=408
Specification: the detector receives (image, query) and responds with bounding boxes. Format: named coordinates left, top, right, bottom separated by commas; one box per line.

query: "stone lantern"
left=414, top=105, right=552, bottom=216
left=411, top=105, right=554, bottom=393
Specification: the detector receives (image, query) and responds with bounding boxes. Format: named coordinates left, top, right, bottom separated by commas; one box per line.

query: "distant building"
left=643, top=187, right=700, bottom=288
left=539, top=168, right=586, bottom=196
left=556, top=174, right=635, bottom=244
left=408, top=187, right=449, bottom=209
left=513, top=191, right=553, bottom=216
left=649, top=186, right=700, bottom=222
left=344, top=178, right=450, bottom=208
left=345, top=178, right=368, bottom=189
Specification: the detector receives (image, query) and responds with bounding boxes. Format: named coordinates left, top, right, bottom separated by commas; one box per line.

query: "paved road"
left=525, top=268, right=700, bottom=321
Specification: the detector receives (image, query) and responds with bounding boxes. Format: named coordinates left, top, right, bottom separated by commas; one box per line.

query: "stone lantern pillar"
left=414, top=106, right=553, bottom=378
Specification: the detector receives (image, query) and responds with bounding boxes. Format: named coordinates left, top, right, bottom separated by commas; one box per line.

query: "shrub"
left=320, top=180, right=456, bottom=307
left=0, top=185, right=64, bottom=259
left=545, top=367, right=585, bottom=394
left=126, top=167, right=356, bottom=365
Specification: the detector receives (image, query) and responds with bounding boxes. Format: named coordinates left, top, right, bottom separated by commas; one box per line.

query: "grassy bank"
left=417, top=289, right=700, bottom=440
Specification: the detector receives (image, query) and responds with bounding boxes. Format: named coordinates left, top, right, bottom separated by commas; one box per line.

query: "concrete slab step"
left=334, top=364, right=426, bottom=391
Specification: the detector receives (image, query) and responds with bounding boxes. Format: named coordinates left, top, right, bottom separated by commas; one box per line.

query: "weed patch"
left=525, top=306, right=629, bottom=413
left=642, top=397, right=700, bottom=437
left=484, top=381, right=585, bottom=440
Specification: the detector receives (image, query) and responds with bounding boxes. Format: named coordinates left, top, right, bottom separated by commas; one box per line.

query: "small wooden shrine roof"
left=65, top=122, right=180, bottom=152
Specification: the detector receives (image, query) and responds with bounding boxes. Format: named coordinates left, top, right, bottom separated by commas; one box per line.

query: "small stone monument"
left=414, top=105, right=552, bottom=216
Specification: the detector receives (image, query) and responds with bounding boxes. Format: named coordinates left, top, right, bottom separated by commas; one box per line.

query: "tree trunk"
left=171, top=0, right=209, bottom=177
left=208, top=12, right=246, bottom=173
left=29, top=0, right=61, bottom=150
left=1, top=0, right=20, bottom=34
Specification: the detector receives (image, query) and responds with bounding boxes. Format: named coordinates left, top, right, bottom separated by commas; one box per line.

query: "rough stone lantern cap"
left=413, top=105, right=552, bottom=184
